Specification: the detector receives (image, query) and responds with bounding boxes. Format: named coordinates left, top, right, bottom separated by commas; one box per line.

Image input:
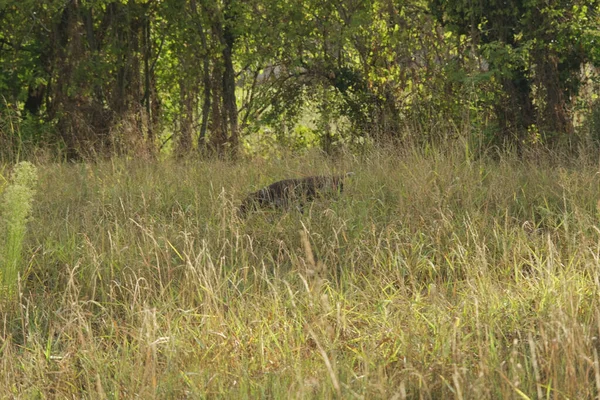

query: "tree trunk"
left=177, top=76, right=193, bottom=156
left=208, top=0, right=239, bottom=156
left=209, top=66, right=227, bottom=153
left=537, top=53, right=573, bottom=141
left=190, top=0, right=211, bottom=151
left=143, top=6, right=154, bottom=148
left=221, top=14, right=239, bottom=153
left=494, top=67, right=535, bottom=147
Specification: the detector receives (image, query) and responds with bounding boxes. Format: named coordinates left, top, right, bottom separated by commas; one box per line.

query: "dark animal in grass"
left=238, top=173, right=354, bottom=218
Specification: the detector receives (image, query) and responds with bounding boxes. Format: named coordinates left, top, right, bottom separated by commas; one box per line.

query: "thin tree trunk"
left=190, top=0, right=211, bottom=151
left=207, top=0, right=239, bottom=155
left=538, top=53, right=573, bottom=139
left=210, top=66, right=227, bottom=153
left=177, top=75, right=193, bottom=156
left=143, top=6, right=153, bottom=147
left=221, top=11, right=238, bottom=152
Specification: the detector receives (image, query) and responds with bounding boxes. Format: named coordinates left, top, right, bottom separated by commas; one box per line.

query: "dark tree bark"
left=142, top=3, right=157, bottom=152
left=535, top=53, right=574, bottom=141
left=496, top=68, right=536, bottom=145
left=177, top=76, right=194, bottom=156
left=220, top=3, right=239, bottom=152
left=205, top=0, right=239, bottom=156
left=190, top=0, right=211, bottom=151
left=209, top=66, right=227, bottom=153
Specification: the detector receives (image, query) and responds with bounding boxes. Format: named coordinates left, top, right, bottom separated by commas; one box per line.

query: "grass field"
left=2, top=146, right=600, bottom=398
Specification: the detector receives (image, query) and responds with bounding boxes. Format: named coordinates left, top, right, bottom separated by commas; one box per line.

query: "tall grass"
left=2, top=146, right=600, bottom=398
left=0, top=161, right=38, bottom=300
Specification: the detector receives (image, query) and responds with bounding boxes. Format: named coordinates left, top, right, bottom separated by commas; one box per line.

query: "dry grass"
left=2, top=146, right=600, bottom=398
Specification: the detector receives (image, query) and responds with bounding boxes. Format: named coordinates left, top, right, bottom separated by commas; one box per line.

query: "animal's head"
left=237, top=193, right=255, bottom=219
left=237, top=202, right=248, bottom=219
left=237, top=189, right=267, bottom=218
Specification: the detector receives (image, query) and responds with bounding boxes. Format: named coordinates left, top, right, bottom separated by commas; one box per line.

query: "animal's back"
left=238, top=172, right=353, bottom=217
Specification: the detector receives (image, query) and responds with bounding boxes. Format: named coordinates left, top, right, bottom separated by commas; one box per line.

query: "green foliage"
left=432, top=0, right=600, bottom=146
left=0, top=161, right=38, bottom=300
left=0, top=0, right=598, bottom=156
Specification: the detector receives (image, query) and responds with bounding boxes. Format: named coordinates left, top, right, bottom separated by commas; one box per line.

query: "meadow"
left=2, top=145, right=600, bottom=398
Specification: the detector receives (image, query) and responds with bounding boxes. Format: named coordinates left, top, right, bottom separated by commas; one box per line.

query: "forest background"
left=1, top=0, right=599, bottom=159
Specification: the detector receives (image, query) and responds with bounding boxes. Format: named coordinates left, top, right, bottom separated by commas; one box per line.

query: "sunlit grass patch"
left=0, top=161, right=38, bottom=300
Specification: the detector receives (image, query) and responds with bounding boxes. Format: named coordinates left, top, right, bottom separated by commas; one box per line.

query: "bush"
left=0, top=161, right=38, bottom=300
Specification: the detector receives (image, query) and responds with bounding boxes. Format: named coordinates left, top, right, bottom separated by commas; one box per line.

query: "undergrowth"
left=0, top=161, right=38, bottom=300
left=2, top=146, right=600, bottom=398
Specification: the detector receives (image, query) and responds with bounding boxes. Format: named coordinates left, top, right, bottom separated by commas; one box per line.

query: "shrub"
left=0, top=161, right=38, bottom=299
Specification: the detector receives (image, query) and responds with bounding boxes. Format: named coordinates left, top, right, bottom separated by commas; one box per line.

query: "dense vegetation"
left=1, top=0, right=599, bottom=159
left=2, top=148, right=600, bottom=397
left=2, top=1, right=600, bottom=398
